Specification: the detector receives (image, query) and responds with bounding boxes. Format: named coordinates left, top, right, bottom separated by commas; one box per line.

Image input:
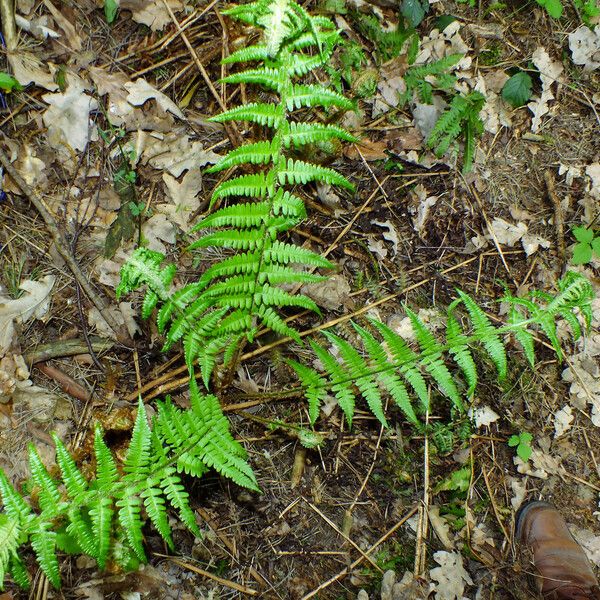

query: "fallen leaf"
left=429, top=505, right=454, bottom=549
left=141, top=213, right=177, bottom=253
left=8, top=51, right=58, bottom=90
left=469, top=405, right=500, bottom=428
left=143, top=132, right=221, bottom=177
left=158, top=169, right=203, bottom=231
left=527, top=47, right=563, bottom=132
left=0, top=276, right=55, bottom=355
left=553, top=404, right=574, bottom=438
left=373, top=220, right=399, bottom=256
left=42, top=84, right=98, bottom=151
left=488, top=217, right=527, bottom=246
left=569, top=26, right=600, bottom=71
left=125, top=78, right=185, bottom=120
left=509, top=477, right=527, bottom=510
left=430, top=550, right=473, bottom=600
left=121, top=0, right=184, bottom=31
left=301, top=274, right=352, bottom=311
left=88, top=302, right=140, bottom=340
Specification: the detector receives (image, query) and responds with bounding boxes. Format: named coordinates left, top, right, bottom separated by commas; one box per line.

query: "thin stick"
left=0, top=149, right=132, bottom=345
left=544, top=169, right=565, bottom=271
left=300, top=505, right=419, bottom=600
left=166, top=557, right=259, bottom=596
left=302, top=497, right=383, bottom=573
left=161, top=0, right=243, bottom=147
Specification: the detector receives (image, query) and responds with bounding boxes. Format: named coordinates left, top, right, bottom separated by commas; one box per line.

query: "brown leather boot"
left=517, top=501, right=600, bottom=599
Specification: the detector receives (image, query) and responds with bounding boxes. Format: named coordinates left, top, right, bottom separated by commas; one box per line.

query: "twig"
left=35, top=362, right=90, bottom=402
left=24, top=337, right=113, bottom=366
left=303, top=498, right=383, bottom=573
left=0, top=148, right=133, bottom=345
left=0, top=0, right=17, bottom=51
left=300, top=505, right=419, bottom=600
left=161, top=0, right=243, bottom=147
left=544, top=169, right=566, bottom=271
left=164, top=557, right=259, bottom=596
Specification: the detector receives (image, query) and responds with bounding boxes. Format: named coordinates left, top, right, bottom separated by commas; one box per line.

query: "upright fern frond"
left=427, top=91, right=485, bottom=173
left=118, top=0, right=356, bottom=387
left=291, top=273, right=594, bottom=428
left=0, top=392, right=258, bottom=589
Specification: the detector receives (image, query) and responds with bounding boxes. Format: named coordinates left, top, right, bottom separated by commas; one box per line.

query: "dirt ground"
left=1, top=0, right=600, bottom=599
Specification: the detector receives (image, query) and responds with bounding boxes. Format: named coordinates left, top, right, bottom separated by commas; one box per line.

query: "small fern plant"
left=0, top=380, right=258, bottom=590
left=427, top=91, right=485, bottom=174
left=117, top=0, right=357, bottom=387
left=288, top=272, right=593, bottom=428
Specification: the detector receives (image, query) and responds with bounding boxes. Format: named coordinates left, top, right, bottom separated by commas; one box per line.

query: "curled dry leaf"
left=569, top=26, right=600, bottom=71
left=0, top=276, right=55, bottom=355
left=553, top=404, right=574, bottom=438
left=42, top=84, right=98, bottom=151
left=159, top=169, right=203, bottom=231
left=120, top=0, right=184, bottom=31
left=125, top=78, right=185, bottom=119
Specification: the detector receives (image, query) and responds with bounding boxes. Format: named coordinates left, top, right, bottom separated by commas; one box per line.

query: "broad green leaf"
left=572, top=242, right=592, bottom=265
left=104, top=0, right=119, bottom=23
left=401, top=0, right=428, bottom=27
left=501, top=72, right=532, bottom=107
left=0, top=72, right=23, bottom=92
left=572, top=226, right=594, bottom=244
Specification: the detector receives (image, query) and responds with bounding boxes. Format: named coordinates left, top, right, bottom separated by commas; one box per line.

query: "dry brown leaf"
left=120, top=0, right=184, bottom=31
left=125, top=78, right=185, bottom=119
left=159, top=168, right=203, bottom=231
left=0, top=276, right=55, bottom=355
left=42, top=84, right=98, bottom=151
left=528, top=47, right=563, bottom=132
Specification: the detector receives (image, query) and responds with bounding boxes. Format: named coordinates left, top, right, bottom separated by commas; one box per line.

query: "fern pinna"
left=288, top=272, right=594, bottom=428
left=117, top=0, right=357, bottom=386
left=0, top=382, right=258, bottom=590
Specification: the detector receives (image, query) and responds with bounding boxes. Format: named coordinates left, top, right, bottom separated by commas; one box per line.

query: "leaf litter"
left=2, top=0, right=600, bottom=598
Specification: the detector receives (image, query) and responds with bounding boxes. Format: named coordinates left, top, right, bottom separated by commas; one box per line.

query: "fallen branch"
left=25, top=337, right=113, bottom=366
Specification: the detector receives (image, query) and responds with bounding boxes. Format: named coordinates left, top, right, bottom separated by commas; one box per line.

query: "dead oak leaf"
left=528, top=47, right=563, bottom=132
left=120, top=0, right=184, bottom=32
left=158, top=168, right=203, bottom=231
left=0, top=276, right=55, bottom=355
left=125, top=78, right=184, bottom=119
left=42, top=85, right=98, bottom=151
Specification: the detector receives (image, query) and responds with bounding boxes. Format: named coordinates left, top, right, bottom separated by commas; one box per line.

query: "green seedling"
left=508, top=431, right=533, bottom=462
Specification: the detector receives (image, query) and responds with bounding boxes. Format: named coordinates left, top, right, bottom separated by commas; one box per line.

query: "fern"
left=427, top=91, right=485, bottom=173
left=117, top=0, right=356, bottom=387
left=289, top=272, right=594, bottom=428
left=0, top=383, right=258, bottom=590
left=399, top=53, right=463, bottom=106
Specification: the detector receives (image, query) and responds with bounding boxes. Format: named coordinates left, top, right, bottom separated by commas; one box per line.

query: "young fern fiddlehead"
left=117, top=0, right=357, bottom=387
left=0, top=382, right=258, bottom=590
left=289, top=272, right=594, bottom=428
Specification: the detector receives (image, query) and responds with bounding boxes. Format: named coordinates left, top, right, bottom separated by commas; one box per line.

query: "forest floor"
left=1, top=0, right=600, bottom=598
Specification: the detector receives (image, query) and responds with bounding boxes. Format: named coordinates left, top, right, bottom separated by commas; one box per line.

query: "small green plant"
left=571, top=226, right=600, bottom=265
left=427, top=91, right=486, bottom=173
left=289, top=272, right=593, bottom=429
left=508, top=431, right=533, bottom=462
left=501, top=71, right=533, bottom=107
left=0, top=72, right=22, bottom=93
left=104, top=0, right=118, bottom=23
left=399, top=54, right=463, bottom=106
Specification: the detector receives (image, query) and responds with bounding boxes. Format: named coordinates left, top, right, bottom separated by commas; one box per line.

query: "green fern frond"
left=290, top=274, right=593, bottom=428
left=427, top=91, right=485, bottom=174
left=282, top=122, right=358, bottom=148
left=209, top=102, right=284, bottom=127
left=278, top=158, right=354, bottom=189
left=286, top=85, right=355, bottom=110
left=118, top=0, right=352, bottom=388
left=206, top=142, right=278, bottom=173
left=0, top=387, right=257, bottom=589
